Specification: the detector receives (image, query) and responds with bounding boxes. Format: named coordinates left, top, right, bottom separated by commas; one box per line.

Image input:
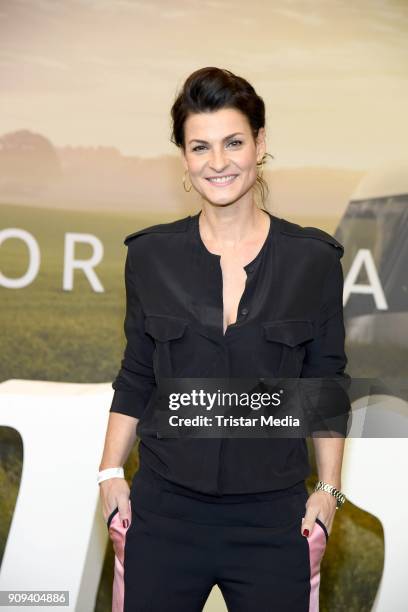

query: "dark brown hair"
left=170, top=67, right=273, bottom=209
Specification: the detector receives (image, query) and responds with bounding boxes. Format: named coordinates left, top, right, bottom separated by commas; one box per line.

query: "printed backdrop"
left=1, top=1, right=407, bottom=610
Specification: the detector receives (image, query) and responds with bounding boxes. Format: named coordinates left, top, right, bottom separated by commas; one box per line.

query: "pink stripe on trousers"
left=108, top=500, right=132, bottom=612
left=307, top=520, right=328, bottom=611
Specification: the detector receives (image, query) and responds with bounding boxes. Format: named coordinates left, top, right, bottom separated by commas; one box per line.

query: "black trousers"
left=107, top=463, right=328, bottom=612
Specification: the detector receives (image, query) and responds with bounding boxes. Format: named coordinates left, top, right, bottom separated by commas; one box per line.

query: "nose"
left=208, top=147, right=229, bottom=172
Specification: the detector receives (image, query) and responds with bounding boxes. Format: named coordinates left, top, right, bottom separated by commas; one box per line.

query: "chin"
left=205, top=194, right=245, bottom=208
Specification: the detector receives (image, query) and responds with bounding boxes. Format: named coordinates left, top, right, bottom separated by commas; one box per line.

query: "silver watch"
left=314, top=480, right=346, bottom=509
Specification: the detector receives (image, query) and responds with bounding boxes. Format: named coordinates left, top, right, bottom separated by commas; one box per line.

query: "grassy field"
left=0, top=203, right=177, bottom=384
left=0, top=202, right=383, bottom=611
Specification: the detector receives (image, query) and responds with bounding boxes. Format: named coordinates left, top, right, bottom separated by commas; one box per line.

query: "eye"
left=192, top=145, right=207, bottom=152
left=228, top=140, right=243, bottom=147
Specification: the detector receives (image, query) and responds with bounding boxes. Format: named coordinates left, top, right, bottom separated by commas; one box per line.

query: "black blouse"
left=110, top=210, right=351, bottom=496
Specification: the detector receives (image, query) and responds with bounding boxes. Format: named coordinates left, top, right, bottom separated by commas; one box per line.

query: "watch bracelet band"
left=314, top=479, right=346, bottom=508
left=97, top=466, right=125, bottom=485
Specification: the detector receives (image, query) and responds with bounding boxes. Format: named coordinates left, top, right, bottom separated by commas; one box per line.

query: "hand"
left=99, top=477, right=131, bottom=529
left=300, top=490, right=337, bottom=538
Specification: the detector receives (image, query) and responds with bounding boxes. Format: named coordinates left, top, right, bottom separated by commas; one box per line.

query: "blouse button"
left=241, top=308, right=249, bottom=316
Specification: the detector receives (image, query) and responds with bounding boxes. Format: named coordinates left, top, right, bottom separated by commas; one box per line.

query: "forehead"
left=184, top=108, right=250, bottom=140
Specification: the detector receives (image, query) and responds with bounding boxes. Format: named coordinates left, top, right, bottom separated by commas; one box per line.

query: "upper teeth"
left=208, top=175, right=236, bottom=183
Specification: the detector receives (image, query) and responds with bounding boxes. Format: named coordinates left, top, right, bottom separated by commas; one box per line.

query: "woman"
left=98, top=67, right=349, bottom=612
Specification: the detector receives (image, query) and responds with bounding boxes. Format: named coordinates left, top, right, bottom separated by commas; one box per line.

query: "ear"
left=255, top=127, right=266, bottom=161
left=180, top=149, right=189, bottom=172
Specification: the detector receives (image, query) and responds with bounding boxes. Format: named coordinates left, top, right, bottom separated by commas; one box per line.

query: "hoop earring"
left=257, top=158, right=264, bottom=180
left=182, top=170, right=192, bottom=193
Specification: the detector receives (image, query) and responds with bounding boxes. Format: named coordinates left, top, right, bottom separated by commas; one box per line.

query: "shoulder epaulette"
left=124, top=215, right=190, bottom=246
left=276, top=217, right=344, bottom=256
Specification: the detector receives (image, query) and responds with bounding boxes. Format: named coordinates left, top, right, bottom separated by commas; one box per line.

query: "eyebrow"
left=188, top=132, right=245, bottom=145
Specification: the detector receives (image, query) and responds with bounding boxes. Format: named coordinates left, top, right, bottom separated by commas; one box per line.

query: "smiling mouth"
left=205, top=175, right=238, bottom=186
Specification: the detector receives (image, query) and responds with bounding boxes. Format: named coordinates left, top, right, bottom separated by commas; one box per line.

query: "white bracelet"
left=97, top=467, right=124, bottom=485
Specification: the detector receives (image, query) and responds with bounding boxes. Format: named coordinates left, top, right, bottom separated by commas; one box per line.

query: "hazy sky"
left=0, top=0, right=407, bottom=169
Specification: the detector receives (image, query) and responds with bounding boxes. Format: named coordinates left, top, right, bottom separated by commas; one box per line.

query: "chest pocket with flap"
left=145, top=315, right=189, bottom=378
left=262, top=319, right=314, bottom=377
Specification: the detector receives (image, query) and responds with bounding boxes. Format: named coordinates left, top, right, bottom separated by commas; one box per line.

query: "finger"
left=301, top=509, right=318, bottom=538
left=118, top=497, right=132, bottom=529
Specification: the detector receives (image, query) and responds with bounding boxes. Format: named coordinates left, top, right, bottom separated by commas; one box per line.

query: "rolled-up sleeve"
left=110, top=249, right=156, bottom=419
left=300, top=251, right=352, bottom=436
